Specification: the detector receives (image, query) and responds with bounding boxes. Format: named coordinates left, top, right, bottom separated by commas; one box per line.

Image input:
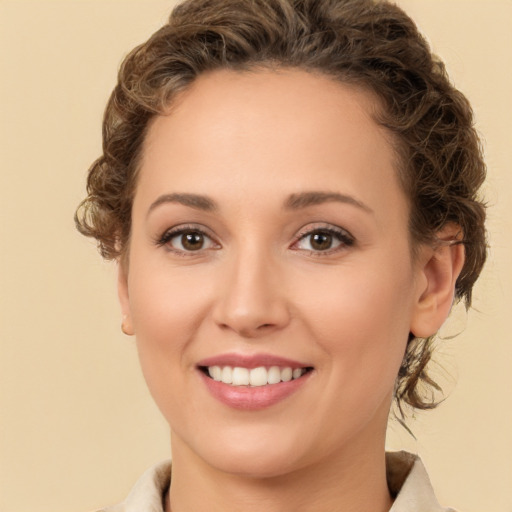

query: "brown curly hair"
left=75, top=0, right=487, bottom=414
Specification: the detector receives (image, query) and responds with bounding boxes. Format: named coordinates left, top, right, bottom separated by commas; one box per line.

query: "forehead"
left=147, top=68, right=386, bottom=155
left=137, top=68, right=404, bottom=218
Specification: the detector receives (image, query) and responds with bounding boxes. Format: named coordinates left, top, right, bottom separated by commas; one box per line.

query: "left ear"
left=410, top=225, right=465, bottom=338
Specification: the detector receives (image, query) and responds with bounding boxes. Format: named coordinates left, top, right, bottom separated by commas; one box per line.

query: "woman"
left=76, top=0, right=486, bottom=510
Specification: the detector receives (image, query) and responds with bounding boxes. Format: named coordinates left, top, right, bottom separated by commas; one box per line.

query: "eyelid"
left=155, top=224, right=221, bottom=253
left=154, top=222, right=354, bottom=256
left=291, top=223, right=355, bottom=255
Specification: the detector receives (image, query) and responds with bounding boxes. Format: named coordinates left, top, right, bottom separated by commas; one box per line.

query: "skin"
left=118, top=68, right=464, bottom=512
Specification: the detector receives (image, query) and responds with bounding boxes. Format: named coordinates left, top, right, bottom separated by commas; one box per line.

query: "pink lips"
left=197, top=353, right=313, bottom=410
left=197, top=353, right=307, bottom=369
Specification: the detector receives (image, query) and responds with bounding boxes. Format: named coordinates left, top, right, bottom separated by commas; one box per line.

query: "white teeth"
left=267, top=366, right=281, bottom=384
left=232, top=367, right=249, bottom=385
left=281, top=367, right=293, bottom=382
left=206, top=365, right=307, bottom=386
left=221, top=366, right=233, bottom=384
left=249, top=367, right=268, bottom=387
left=208, top=366, right=222, bottom=381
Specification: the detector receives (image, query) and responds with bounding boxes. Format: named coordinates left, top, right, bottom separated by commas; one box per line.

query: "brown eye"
left=310, top=232, right=333, bottom=251
left=181, top=232, right=205, bottom=251
left=294, top=227, right=354, bottom=254
left=159, top=227, right=218, bottom=253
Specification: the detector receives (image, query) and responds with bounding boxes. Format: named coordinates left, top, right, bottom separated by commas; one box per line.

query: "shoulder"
left=98, top=460, right=172, bottom=512
left=387, top=451, right=458, bottom=512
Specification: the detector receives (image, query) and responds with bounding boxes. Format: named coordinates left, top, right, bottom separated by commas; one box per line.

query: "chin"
left=174, top=422, right=313, bottom=479
left=208, top=449, right=307, bottom=479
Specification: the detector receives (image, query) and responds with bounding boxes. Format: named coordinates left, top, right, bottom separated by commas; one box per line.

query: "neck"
left=166, top=430, right=393, bottom=512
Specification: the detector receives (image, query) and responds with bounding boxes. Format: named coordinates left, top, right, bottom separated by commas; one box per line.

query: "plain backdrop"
left=1, top=1, right=511, bottom=511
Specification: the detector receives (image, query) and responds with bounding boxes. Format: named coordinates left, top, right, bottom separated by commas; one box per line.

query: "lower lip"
left=199, top=370, right=311, bottom=410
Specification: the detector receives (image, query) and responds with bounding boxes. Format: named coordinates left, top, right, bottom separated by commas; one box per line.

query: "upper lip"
left=197, top=353, right=311, bottom=369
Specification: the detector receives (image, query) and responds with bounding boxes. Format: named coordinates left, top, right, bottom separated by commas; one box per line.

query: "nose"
left=212, top=247, right=291, bottom=338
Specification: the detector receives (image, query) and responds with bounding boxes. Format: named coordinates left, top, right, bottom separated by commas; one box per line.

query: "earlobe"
left=410, top=227, right=465, bottom=339
left=118, top=262, right=135, bottom=336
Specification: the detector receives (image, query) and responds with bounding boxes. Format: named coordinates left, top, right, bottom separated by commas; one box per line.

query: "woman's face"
left=119, top=69, right=429, bottom=477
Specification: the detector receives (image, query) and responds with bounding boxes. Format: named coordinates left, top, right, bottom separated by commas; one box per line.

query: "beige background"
left=0, top=1, right=510, bottom=511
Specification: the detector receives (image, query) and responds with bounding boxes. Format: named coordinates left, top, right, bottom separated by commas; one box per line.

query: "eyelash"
left=155, top=224, right=355, bottom=256
left=292, top=225, right=355, bottom=256
left=156, top=224, right=219, bottom=256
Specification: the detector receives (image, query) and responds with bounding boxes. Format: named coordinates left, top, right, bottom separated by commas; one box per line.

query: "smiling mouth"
left=199, top=365, right=314, bottom=387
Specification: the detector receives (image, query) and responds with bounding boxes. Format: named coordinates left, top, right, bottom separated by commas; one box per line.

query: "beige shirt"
left=100, top=451, right=455, bottom=512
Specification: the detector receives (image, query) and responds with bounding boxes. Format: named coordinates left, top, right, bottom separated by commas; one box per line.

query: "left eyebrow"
left=284, top=191, right=374, bottom=214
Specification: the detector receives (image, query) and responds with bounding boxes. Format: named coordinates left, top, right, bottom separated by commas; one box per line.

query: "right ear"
left=118, top=262, right=135, bottom=336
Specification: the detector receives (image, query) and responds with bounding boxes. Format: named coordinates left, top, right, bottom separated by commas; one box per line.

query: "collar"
left=387, top=451, right=455, bottom=511
left=104, top=451, right=454, bottom=512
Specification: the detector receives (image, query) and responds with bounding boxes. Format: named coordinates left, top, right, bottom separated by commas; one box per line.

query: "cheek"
left=128, top=259, right=212, bottom=338
left=297, top=259, right=415, bottom=384
left=301, top=261, right=413, bottom=333
left=126, top=262, right=211, bottom=416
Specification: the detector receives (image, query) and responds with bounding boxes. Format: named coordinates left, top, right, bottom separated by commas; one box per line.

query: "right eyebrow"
left=147, top=193, right=218, bottom=217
